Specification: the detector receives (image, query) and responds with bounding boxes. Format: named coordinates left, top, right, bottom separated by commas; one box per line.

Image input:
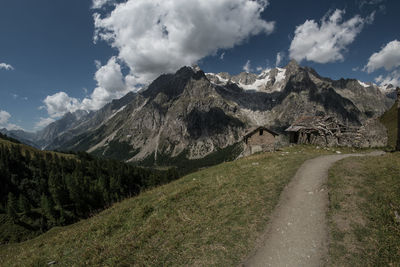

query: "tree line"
left=0, top=141, right=178, bottom=242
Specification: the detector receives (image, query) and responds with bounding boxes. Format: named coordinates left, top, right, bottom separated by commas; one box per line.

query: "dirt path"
left=242, top=151, right=384, bottom=267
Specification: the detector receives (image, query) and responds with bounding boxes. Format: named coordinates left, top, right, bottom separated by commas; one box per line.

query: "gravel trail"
left=242, top=151, right=384, bottom=267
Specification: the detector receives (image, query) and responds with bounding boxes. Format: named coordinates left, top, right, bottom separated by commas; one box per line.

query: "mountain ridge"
left=4, top=61, right=395, bottom=167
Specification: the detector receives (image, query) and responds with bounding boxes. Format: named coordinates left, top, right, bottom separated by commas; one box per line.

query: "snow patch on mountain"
left=358, top=80, right=370, bottom=88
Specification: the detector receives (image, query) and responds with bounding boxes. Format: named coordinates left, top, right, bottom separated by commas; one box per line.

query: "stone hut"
left=242, top=126, right=279, bottom=156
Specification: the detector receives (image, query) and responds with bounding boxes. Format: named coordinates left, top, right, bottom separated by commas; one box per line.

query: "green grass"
left=327, top=152, right=400, bottom=266
left=0, top=145, right=331, bottom=266
left=380, top=101, right=398, bottom=149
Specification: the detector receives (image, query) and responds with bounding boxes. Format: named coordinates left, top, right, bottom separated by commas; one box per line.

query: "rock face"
left=9, top=61, right=394, bottom=164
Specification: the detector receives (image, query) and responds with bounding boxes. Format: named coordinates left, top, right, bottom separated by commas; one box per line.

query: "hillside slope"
left=0, top=135, right=178, bottom=244
left=0, top=146, right=332, bottom=266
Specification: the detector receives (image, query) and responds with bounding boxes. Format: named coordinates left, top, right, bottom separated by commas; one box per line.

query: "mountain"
left=41, top=60, right=392, bottom=166
left=37, top=92, right=137, bottom=150
left=7, top=61, right=393, bottom=167
left=0, top=129, right=37, bottom=148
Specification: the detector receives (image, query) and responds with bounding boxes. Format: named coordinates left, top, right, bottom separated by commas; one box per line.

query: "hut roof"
left=243, top=126, right=279, bottom=138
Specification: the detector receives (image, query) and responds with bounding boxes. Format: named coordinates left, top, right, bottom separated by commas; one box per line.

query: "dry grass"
left=0, top=145, right=331, bottom=266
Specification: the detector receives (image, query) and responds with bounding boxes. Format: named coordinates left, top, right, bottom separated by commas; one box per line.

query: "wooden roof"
left=243, top=126, right=279, bottom=138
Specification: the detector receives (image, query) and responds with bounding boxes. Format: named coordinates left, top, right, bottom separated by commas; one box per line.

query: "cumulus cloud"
left=81, top=56, right=128, bottom=110
left=374, top=69, right=400, bottom=87
left=289, top=9, right=373, bottom=64
left=275, top=52, right=284, bottom=67
left=243, top=60, right=252, bottom=73
left=364, top=40, right=400, bottom=73
left=41, top=57, right=128, bottom=119
left=94, top=0, right=275, bottom=85
left=0, top=62, right=14, bottom=70
left=0, top=110, right=11, bottom=125
left=0, top=110, right=22, bottom=130
left=43, top=92, right=81, bottom=118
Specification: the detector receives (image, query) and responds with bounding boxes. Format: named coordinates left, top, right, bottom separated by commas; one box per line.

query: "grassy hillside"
left=0, top=146, right=332, bottom=266
left=327, top=152, right=400, bottom=266
left=380, top=101, right=398, bottom=149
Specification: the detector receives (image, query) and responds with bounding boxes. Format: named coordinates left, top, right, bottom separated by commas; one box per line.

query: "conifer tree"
left=7, top=192, right=18, bottom=220
left=18, top=194, right=30, bottom=214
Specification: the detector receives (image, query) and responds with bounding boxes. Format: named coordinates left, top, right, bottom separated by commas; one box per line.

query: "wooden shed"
left=243, top=126, right=279, bottom=155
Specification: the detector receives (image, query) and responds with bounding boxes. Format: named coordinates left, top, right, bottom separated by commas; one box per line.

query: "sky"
left=0, top=0, right=399, bottom=132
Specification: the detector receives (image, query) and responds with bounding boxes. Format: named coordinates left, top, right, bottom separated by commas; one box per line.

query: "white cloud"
left=0, top=110, right=22, bottom=130
left=220, top=52, right=225, bottom=60
left=243, top=60, right=252, bottom=73
left=374, top=69, right=400, bottom=87
left=42, top=57, right=129, bottom=117
left=289, top=9, right=373, bottom=64
left=43, top=92, right=81, bottom=118
left=92, top=0, right=114, bottom=9
left=0, top=110, right=11, bottom=125
left=81, top=56, right=128, bottom=110
left=94, top=57, right=125, bottom=92
left=35, top=117, right=56, bottom=130
left=275, top=52, right=284, bottom=67
left=0, top=62, right=14, bottom=70
left=94, top=0, right=275, bottom=85
left=364, top=40, right=400, bottom=73
left=94, top=60, right=102, bottom=69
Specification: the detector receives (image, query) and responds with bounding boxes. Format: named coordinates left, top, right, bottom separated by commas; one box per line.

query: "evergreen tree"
left=7, top=192, right=18, bottom=220
left=18, top=194, right=30, bottom=214
left=40, top=194, right=56, bottom=226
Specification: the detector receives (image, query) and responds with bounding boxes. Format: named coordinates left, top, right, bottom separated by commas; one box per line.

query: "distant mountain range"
left=1, top=60, right=395, bottom=166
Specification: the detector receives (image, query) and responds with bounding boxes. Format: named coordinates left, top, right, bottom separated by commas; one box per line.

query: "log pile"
left=286, top=115, right=387, bottom=148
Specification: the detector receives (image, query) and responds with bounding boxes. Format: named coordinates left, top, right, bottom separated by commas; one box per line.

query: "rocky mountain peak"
left=285, top=59, right=300, bottom=73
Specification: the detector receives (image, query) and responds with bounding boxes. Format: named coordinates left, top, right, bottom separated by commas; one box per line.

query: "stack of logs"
left=293, top=116, right=387, bottom=148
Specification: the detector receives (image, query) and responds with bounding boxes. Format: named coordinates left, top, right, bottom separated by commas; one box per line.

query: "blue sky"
left=0, top=0, right=399, bottom=131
